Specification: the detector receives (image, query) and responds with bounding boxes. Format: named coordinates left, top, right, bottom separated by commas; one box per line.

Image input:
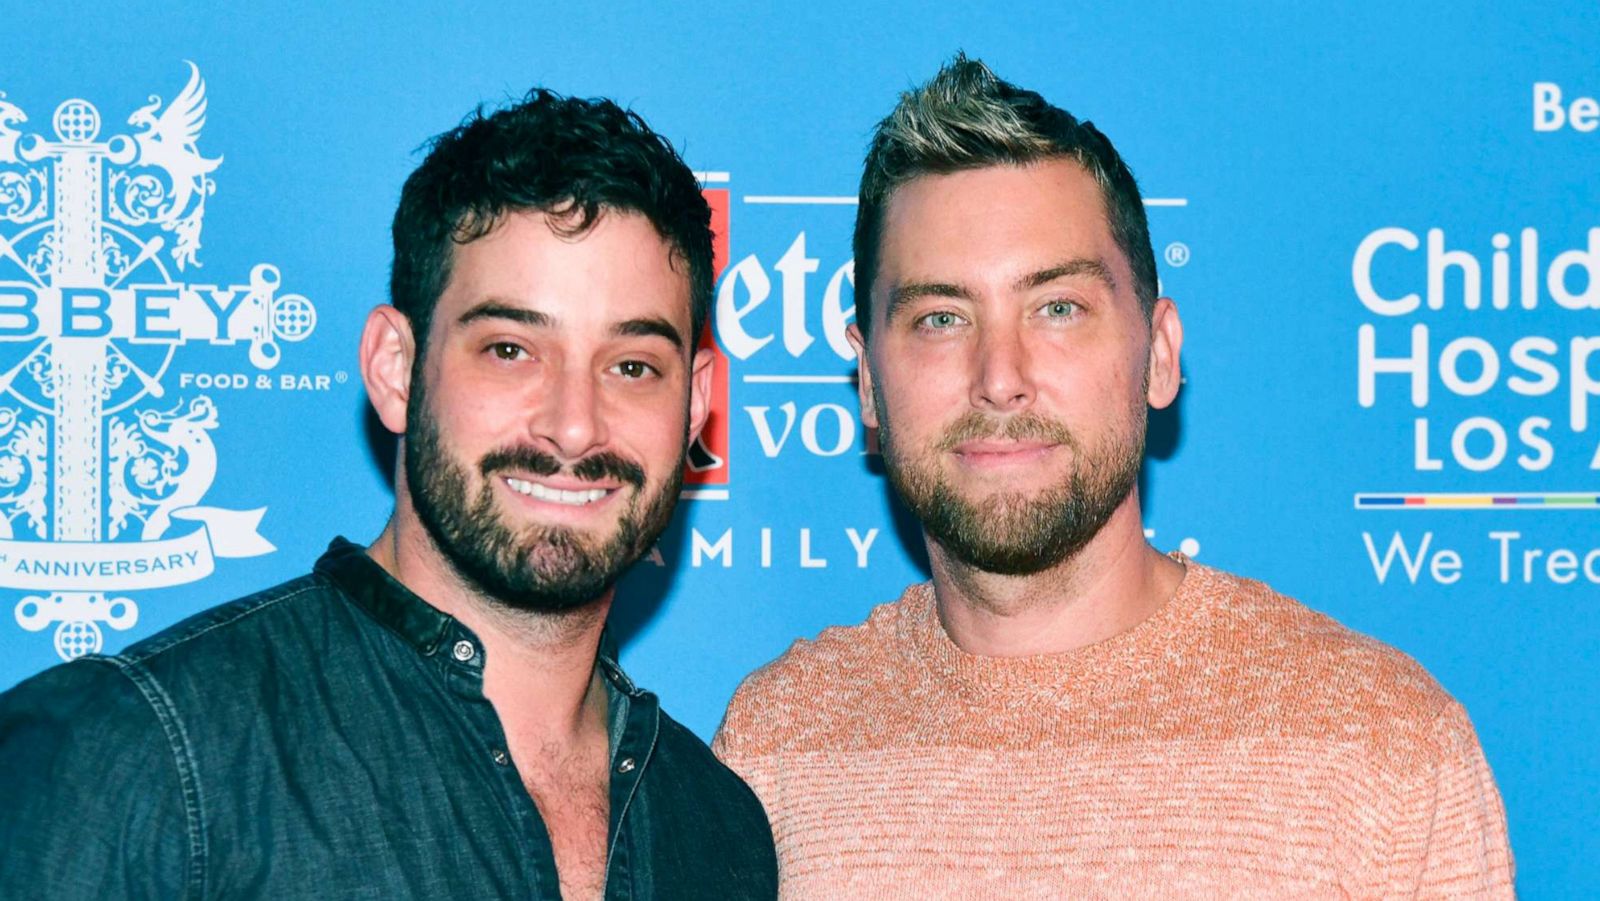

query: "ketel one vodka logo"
left=0, top=64, right=314, bottom=660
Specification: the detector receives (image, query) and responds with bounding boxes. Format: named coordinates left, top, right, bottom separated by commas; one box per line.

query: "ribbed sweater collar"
left=901, top=555, right=1216, bottom=706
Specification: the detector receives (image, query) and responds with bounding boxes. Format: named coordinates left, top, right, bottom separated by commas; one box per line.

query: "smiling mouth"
left=503, top=477, right=614, bottom=506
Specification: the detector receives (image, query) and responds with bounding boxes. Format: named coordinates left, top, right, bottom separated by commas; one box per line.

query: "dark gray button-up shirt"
left=0, top=538, right=777, bottom=899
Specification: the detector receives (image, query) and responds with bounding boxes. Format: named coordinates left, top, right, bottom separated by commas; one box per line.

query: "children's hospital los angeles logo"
left=0, top=64, right=316, bottom=659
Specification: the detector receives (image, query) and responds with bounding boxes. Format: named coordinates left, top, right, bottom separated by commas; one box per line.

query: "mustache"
left=936, top=411, right=1077, bottom=451
left=479, top=447, right=646, bottom=488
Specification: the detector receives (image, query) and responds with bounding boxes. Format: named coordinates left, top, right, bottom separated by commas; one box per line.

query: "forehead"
left=437, top=208, right=691, bottom=330
left=875, top=159, right=1128, bottom=290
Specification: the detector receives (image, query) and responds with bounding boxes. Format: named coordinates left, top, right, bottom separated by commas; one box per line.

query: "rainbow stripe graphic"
left=1354, top=492, right=1600, bottom=510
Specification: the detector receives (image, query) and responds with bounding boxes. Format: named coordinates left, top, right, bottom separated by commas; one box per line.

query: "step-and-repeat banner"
left=2, top=2, right=1593, bottom=894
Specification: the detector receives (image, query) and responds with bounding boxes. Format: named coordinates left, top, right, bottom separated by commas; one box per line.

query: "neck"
left=368, top=505, right=613, bottom=741
left=926, top=491, right=1185, bottom=658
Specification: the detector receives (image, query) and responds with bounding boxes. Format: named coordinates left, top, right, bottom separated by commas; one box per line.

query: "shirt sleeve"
left=0, top=658, right=195, bottom=900
left=1391, top=701, right=1516, bottom=898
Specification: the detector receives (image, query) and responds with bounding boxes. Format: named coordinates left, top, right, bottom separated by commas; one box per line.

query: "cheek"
left=432, top=354, right=501, bottom=407
left=431, top=373, right=538, bottom=448
left=877, top=374, right=953, bottom=439
left=611, top=393, right=690, bottom=461
left=1033, top=349, right=1142, bottom=418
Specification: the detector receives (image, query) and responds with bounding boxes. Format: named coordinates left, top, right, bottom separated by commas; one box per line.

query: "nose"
left=970, top=322, right=1035, bottom=413
left=532, top=363, right=608, bottom=460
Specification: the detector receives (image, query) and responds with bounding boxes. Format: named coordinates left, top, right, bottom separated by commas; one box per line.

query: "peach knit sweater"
left=714, top=561, right=1514, bottom=898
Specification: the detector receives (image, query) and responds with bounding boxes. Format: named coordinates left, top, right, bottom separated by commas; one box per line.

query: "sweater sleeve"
left=1389, top=701, right=1515, bottom=898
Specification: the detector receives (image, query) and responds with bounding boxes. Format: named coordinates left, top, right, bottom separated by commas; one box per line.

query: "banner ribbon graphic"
left=0, top=507, right=274, bottom=594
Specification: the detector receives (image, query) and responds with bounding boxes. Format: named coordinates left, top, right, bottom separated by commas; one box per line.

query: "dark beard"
left=876, top=391, right=1145, bottom=576
left=404, top=373, right=684, bottom=613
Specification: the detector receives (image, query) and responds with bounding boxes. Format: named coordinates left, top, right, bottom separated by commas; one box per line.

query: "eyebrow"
left=455, top=301, right=684, bottom=351
left=1018, top=258, right=1118, bottom=293
left=885, top=281, right=969, bottom=323
left=456, top=301, right=551, bottom=328
left=885, top=256, right=1119, bottom=322
left=612, top=316, right=684, bottom=351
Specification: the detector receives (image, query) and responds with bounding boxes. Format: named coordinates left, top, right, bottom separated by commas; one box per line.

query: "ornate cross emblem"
left=0, top=64, right=316, bottom=659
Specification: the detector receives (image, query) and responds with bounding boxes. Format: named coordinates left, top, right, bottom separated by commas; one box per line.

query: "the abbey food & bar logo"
left=0, top=64, right=317, bottom=658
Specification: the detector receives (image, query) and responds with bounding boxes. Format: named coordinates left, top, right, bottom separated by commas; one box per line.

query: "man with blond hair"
left=715, top=56, right=1513, bottom=897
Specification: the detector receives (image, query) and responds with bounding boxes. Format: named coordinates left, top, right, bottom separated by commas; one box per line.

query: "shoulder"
left=0, top=651, right=163, bottom=743
left=716, top=589, right=915, bottom=757
left=118, top=572, right=333, bottom=667
left=3, top=571, right=329, bottom=718
left=654, top=710, right=768, bottom=816
left=2, top=572, right=341, bottom=760
left=648, top=708, right=777, bottom=865
left=1188, top=563, right=1460, bottom=748
left=105, top=572, right=356, bottom=701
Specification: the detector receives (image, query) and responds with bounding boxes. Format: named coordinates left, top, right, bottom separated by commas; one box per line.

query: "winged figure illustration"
left=126, top=62, right=222, bottom=267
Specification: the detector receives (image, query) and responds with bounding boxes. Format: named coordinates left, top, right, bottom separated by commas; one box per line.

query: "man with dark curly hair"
left=0, top=90, right=777, bottom=900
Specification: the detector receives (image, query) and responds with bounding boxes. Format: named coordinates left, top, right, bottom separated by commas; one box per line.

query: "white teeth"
left=504, top=478, right=610, bottom=506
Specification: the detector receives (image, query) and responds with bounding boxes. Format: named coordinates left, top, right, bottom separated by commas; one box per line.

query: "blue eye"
left=918, top=311, right=963, bottom=330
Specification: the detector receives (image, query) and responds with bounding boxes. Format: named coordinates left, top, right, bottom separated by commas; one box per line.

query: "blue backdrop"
left=1, top=2, right=1594, bottom=894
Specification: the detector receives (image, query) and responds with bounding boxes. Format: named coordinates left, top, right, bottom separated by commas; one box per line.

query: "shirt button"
left=617, top=757, right=636, bottom=774
left=490, top=748, right=509, bottom=766
left=452, top=640, right=476, bottom=662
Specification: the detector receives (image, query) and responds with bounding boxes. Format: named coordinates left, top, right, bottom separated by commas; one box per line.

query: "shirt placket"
left=439, top=627, right=566, bottom=900
left=601, top=675, right=660, bottom=901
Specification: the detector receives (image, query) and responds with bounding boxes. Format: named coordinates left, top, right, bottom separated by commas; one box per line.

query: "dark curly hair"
left=390, top=89, right=712, bottom=356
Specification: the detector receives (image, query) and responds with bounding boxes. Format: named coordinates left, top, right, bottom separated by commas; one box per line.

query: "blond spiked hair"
left=853, top=54, right=1158, bottom=336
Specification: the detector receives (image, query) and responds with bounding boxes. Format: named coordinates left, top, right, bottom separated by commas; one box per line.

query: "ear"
left=687, top=345, right=715, bottom=442
left=360, top=305, right=417, bottom=435
left=1146, top=297, right=1184, bottom=410
left=845, top=323, right=879, bottom=430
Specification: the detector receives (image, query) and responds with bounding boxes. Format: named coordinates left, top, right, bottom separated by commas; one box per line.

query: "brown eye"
left=613, top=360, right=657, bottom=380
left=489, top=342, right=526, bottom=361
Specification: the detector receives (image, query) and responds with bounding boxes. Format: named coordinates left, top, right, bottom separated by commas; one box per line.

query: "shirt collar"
left=315, top=536, right=454, bottom=656
left=313, top=536, right=647, bottom=695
